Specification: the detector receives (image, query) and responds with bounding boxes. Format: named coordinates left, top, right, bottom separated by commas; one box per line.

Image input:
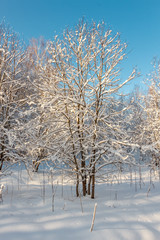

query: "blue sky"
left=0, top=0, right=160, bottom=93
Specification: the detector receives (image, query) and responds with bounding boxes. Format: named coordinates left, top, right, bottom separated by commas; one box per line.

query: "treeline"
left=0, top=20, right=160, bottom=198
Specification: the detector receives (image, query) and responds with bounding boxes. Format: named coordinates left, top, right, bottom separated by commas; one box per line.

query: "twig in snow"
left=90, top=203, right=97, bottom=232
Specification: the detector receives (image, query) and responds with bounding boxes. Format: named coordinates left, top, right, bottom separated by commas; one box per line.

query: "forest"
left=0, top=19, right=160, bottom=201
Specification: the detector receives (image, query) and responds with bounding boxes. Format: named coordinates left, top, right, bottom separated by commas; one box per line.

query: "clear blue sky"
left=0, top=0, right=160, bottom=93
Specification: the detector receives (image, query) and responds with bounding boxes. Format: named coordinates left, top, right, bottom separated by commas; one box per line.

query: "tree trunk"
left=87, top=175, right=91, bottom=195
left=81, top=158, right=86, bottom=196
left=0, top=147, right=4, bottom=171
left=91, top=165, right=95, bottom=199
left=0, top=160, right=3, bottom=171
left=82, top=175, right=86, bottom=196
left=76, top=173, right=79, bottom=197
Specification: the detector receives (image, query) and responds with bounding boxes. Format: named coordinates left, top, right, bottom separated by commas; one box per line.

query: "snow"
left=0, top=168, right=160, bottom=240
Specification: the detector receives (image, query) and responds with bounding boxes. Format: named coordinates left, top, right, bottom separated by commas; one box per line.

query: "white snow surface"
left=0, top=167, right=160, bottom=240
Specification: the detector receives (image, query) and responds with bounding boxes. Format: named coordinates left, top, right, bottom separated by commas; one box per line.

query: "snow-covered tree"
left=33, top=20, right=138, bottom=198
left=142, top=61, right=160, bottom=168
left=122, top=88, right=145, bottom=165
left=14, top=37, right=54, bottom=172
left=0, top=21, right=27, bottom=171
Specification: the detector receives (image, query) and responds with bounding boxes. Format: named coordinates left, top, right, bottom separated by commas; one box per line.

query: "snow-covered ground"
left=0, top=167, right=160, bottom=240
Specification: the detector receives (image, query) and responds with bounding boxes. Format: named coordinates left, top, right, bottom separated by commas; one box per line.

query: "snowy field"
left=0, top=167, right=160, bottom=240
